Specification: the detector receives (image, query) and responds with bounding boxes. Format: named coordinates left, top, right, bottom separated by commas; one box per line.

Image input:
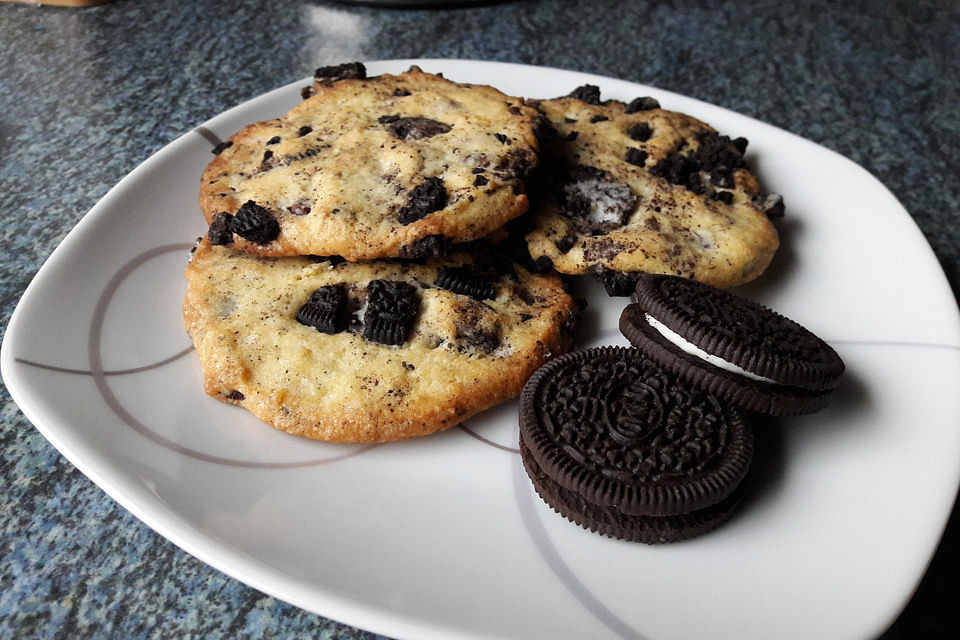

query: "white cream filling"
left=645, top=313, right=778, bottom=384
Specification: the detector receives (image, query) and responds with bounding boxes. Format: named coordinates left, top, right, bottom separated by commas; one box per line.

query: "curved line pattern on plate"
left=511, top=456, right=649, bottom=640
left=193, top=125, right=224, bottom=147
left=15, top=345, right=195, bottom=376
left=76, top=243, right=376, bottom=469
left=458, top=423, right=521, bottom=454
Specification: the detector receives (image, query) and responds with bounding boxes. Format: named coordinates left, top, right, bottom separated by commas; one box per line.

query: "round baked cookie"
left=620, top=273, right=845, bottom=415
left=200, top=63, right=542, bottom=260
left=519, top=346, right=754, bottom=542
left=183, top=238, right=578, bottom=443
left=524, top=86, right=781, bottom=295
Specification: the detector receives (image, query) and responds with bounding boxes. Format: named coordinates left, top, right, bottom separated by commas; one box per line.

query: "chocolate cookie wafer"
left=619, top=273, right=844, bottom=415
left=519, top=346, right=754, bottom=543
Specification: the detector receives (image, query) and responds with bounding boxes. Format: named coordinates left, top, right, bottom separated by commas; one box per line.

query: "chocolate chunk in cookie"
left=625, top=147, right=648, bottom=167
left=397, top=177, right=448, bottom=224
left=230, top=201, right=280, bottom=244
left=296, top=284, right=347, bottom=334
left=627, top=122, right=652, bottom=142
left=762, top=194, right=785, bottom=218
left=561, top=166, right=638, bottom=233
left=387, top=117, right=453, bottom=140
left=435, top=266, right=496, bottom=300
left=566, top=84, right=602, bottom=105
left=398, top=234, right=452, bottom=259
left=314, top=61, right=366, bottom=84
left=624, top=96, right=660, bottom=113
left=208, top=212, right=234, bottom=246
left=363, top=280, right=420, bottom=346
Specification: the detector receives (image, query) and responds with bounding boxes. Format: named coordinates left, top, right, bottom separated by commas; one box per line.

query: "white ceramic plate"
left=4, top=60, right=959, bottom=640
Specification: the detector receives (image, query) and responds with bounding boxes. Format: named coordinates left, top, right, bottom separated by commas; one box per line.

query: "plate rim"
left=3, top=58, right=960, bottom=640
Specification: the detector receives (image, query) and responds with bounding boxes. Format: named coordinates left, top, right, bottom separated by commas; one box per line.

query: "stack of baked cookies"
left=184, top=63, right=838, bottom=542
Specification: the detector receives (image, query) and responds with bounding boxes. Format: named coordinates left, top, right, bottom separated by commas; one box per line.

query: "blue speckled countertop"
left=1, top=1, right=958, bottom=638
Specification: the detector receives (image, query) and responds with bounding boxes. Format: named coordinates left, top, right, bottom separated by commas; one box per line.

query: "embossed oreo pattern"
left=520, top=346, right=753, bottom=516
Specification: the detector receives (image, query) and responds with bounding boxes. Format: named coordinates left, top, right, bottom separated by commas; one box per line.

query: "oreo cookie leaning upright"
left=620, top=274, right=844, bottom=416
left=519, top=346, right=754, bottom=543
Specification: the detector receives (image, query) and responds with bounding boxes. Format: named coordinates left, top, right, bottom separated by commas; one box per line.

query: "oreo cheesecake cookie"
left=183, top=238, right=578, bottom=443
left=519, top=346, right=754, bottom=543
left=619, top=274, right=844, bottom=415
left=200, top=64, right=542, bottom=260
left=524, top=85, right=781, bottom=295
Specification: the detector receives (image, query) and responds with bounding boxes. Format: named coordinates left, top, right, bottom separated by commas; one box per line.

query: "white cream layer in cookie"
left=644, top=313, right=778, bottom=384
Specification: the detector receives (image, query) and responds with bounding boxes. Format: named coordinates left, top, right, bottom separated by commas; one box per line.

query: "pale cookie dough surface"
left=200, top=67, right=541, bottom=260
left=183, top=238, right=577, bottom=443
left=525, top=94, right=779, bottom=293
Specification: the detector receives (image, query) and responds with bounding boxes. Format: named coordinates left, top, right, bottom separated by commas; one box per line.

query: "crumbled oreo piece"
left=567, top=84, right=602, bottom=105
left=226, top=390, right=245, bottom=401
left=473, top=174, right=488, bottom=187
left=493, top=149, right=537, bottom=180
left=627, top=122, right=652, bottom=142
left=393, top=88, right=412, bottom=97
left=296, top=284, right=347, bottom=334
left=387, top=117, right=452, bottom=140
left=588, top=265, right=641, bottom=297
left=289, top=200, right=312, bottom=216
left=711, top=191, right=734, bottom=204
left=397, top=177, right=447, bottom=224
left=300, top=86, right=314, bottom=100
left=435, top=266, right=496, bottom=300
left=398, top=234, right=452, bottom=259
left=314, top=61, right=366, bottom=83
left=763, top=194, right=785, bottom=218
left=555, top=233, right=578, bottom=254
left=624, top=96, right=660, bottom=113
left=494, top=133, right=509, bottom=143
left=650, top=154, right=701, bottom=186
left=561, top=165, right=638, bottom=233
left=589, top=115, right=609, bottom=123
left=693, top=131, right=747, bottom=172
left=378, top=114, right=401, bottom=124
left=529, top=255, right=554, bottom=274
left=266, top=136, right=281, bottom=145
left=208, top=212, right=234, bottom=246
left=211, top=140, right=233, bottom=155
left=710, top=170, right=734, bottom=188
left=297, top=125, right=312, bottom=137
left=230, top=201, right=280, bottom=244
left=363, top=280, right=420, bottom=346
left=306, top=254, right=345, bottom=265
left=625, top=147, right=648, bottom=167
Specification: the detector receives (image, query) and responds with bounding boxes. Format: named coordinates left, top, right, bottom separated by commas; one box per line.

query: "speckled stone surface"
left=0, top=0, right=957, bottom=638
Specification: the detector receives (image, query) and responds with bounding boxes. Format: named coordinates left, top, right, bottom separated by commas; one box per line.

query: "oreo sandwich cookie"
left=620, top=273, right=845, bottom=416
left=519, top=346, right=753, bottom=543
